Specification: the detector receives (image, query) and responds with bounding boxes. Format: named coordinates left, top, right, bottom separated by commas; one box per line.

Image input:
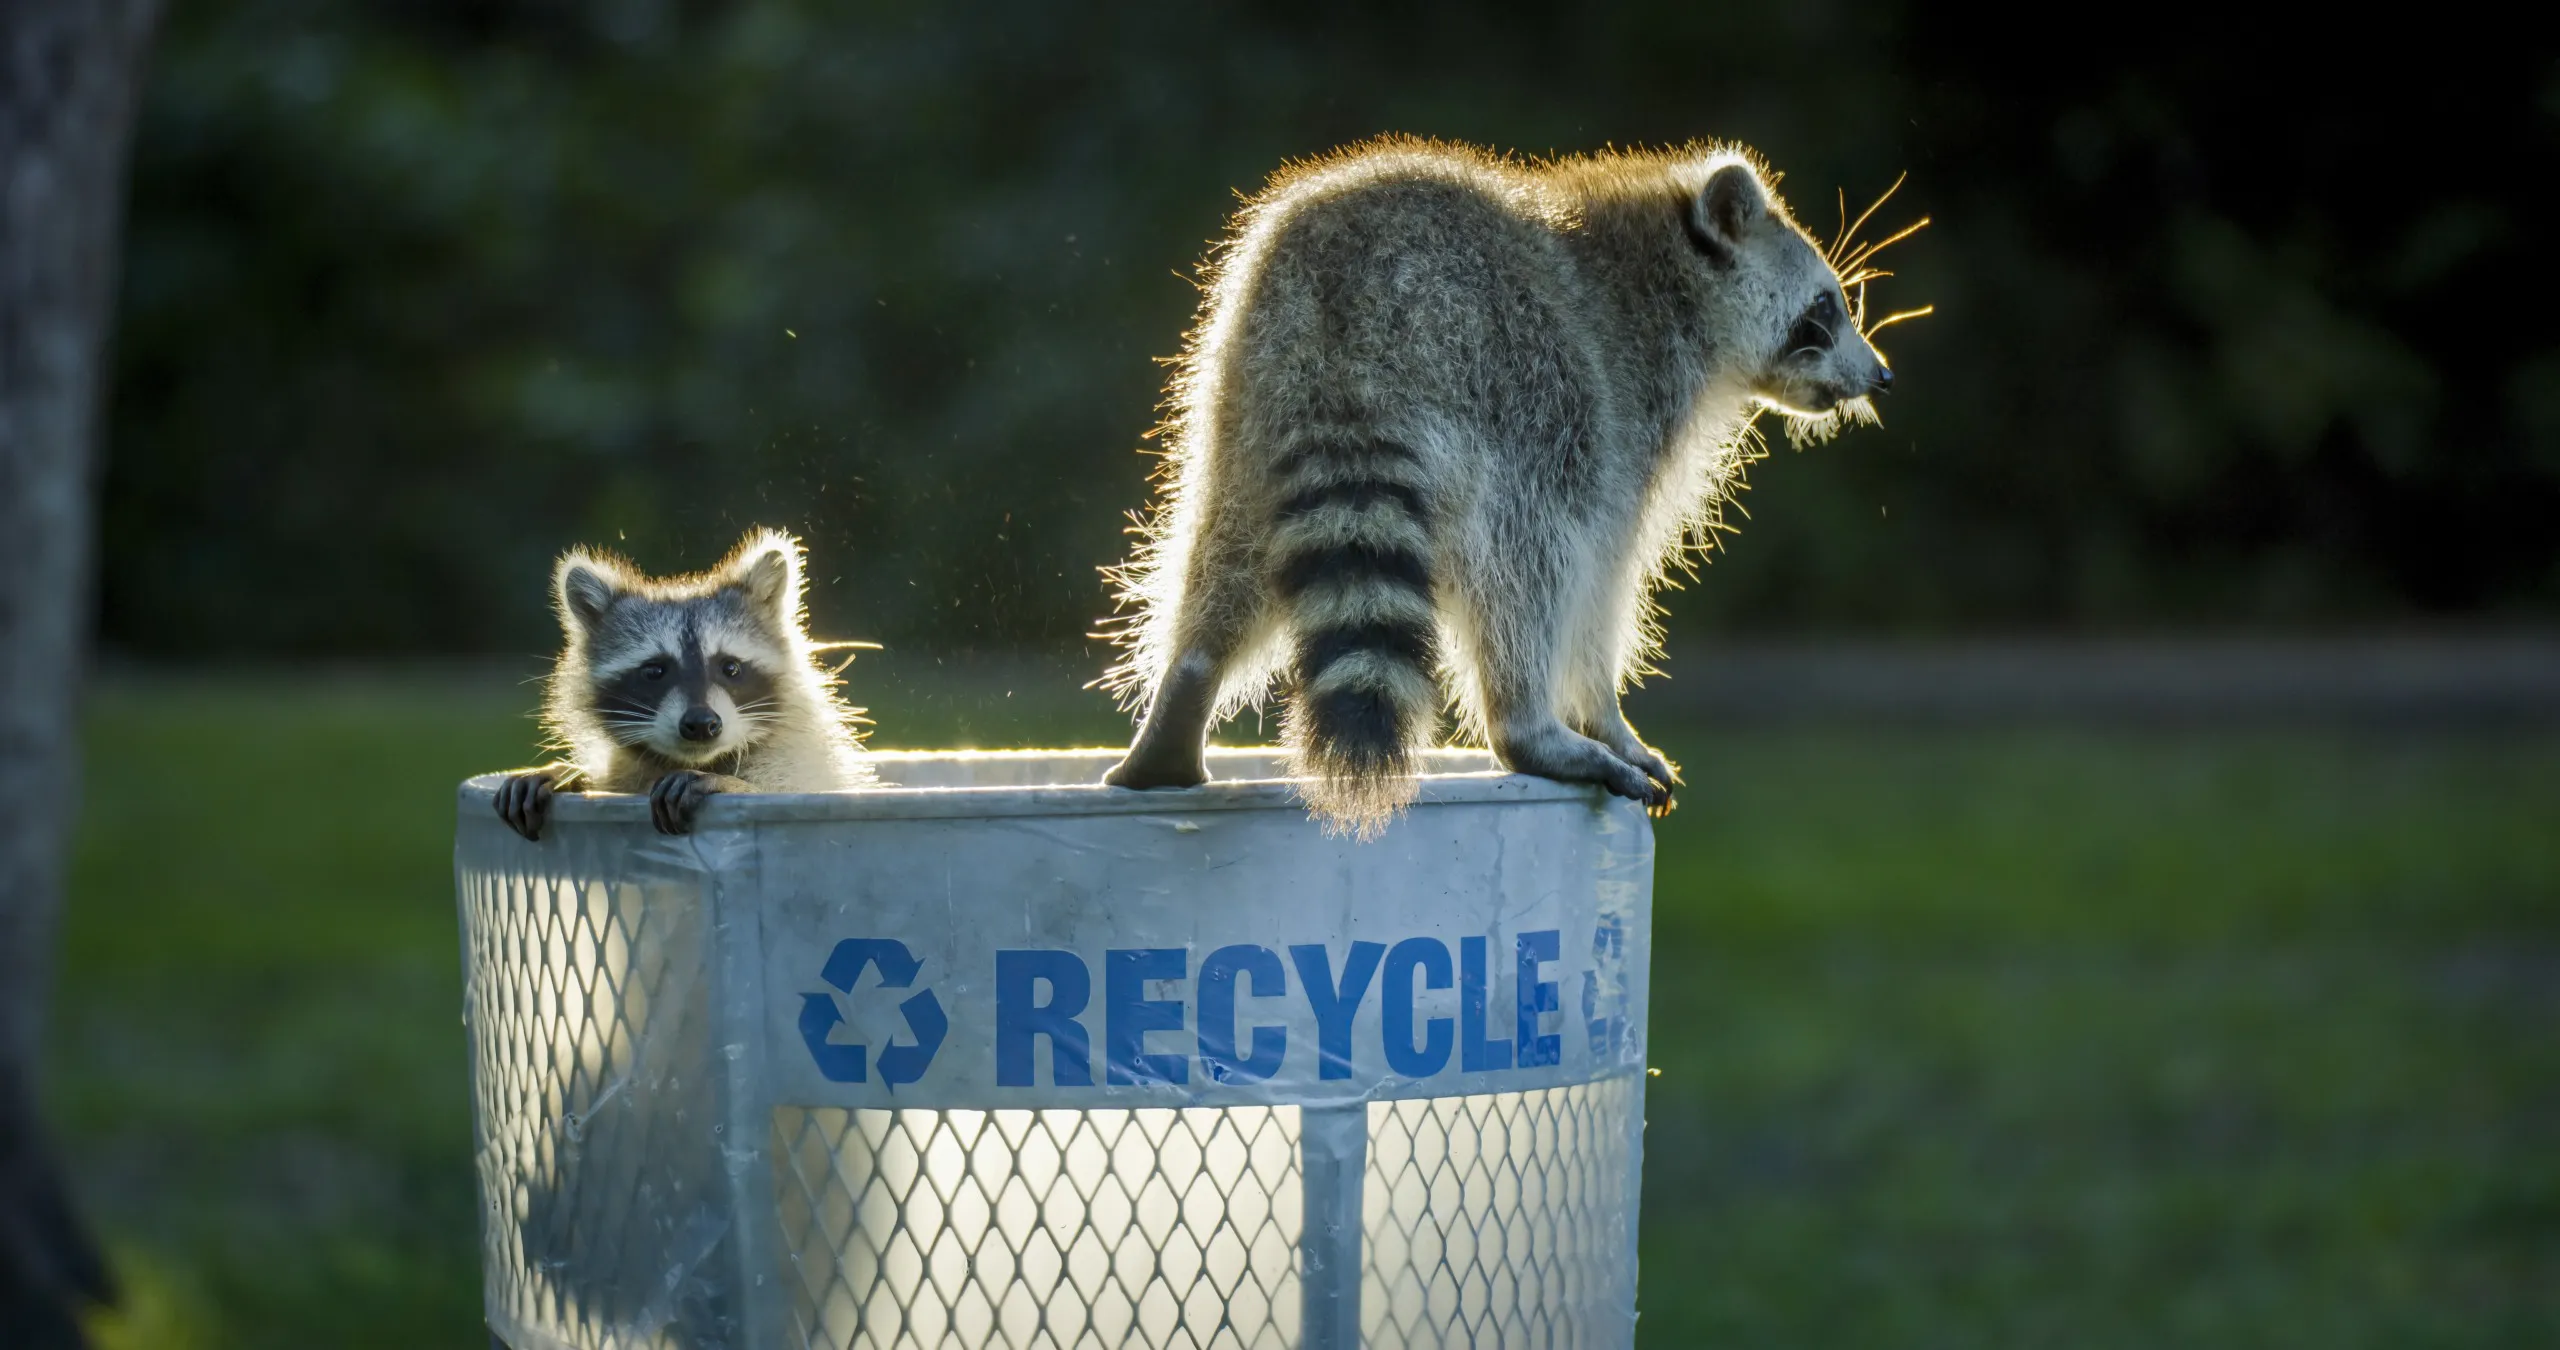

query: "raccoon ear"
left=1686, top=164, right=1768, bottom=268
left=555, top=556, right=621, bottom=633
left=731, top=531, right=802, bottom=619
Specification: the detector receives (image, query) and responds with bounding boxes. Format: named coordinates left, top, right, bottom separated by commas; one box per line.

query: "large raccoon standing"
left=495, top=528, right=873, bottom=839
left=1103, top=137, right=1912, bottom=835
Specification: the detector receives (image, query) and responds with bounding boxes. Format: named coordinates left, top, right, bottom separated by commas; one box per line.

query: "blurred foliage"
left=101, top=0, right=2560, bottom=657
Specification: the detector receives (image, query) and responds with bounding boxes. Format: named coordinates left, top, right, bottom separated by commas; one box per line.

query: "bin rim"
left=455, top=744, right=1607, bottom=825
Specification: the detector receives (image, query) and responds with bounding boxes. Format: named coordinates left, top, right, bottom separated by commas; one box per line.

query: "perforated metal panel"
left=771, top=1106, right=1303, bottom=1349
left=459, top=830, right=735, bottom=1349
left=1361, top=1081, right=1643, bottom=1349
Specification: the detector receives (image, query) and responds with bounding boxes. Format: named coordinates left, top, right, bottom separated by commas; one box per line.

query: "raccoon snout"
left=679, top=706, right=723, bottom=742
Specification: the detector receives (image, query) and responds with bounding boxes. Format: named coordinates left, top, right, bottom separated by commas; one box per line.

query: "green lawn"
left=47, top=675, right=2560, bottom=1348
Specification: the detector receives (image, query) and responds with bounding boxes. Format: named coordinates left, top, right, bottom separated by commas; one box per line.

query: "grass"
left=44, top=674, right=2560, bottom=1347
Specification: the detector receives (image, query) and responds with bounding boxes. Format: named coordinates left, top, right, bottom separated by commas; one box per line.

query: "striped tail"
left=1270, top=435, right=1440, bottom=837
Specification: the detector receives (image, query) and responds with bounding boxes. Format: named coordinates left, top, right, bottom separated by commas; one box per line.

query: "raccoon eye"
left=1785, top=291, right=1842, bottom=356
left=641, top=661, right=668, bottom=680
left=719, top=658, right=742, bottom=680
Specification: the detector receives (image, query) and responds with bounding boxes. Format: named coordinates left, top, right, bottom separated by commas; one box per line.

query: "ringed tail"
left=1269, top=434, right=1438, bottom=837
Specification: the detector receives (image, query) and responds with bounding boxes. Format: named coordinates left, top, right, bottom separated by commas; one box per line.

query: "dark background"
left=100, top=0, right=2560, bottom=665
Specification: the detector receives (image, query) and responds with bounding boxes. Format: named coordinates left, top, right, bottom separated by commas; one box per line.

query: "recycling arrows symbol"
left=1581, top=916, right=1628, bottom=1060
left=798, top=938, right=947, bottom=1089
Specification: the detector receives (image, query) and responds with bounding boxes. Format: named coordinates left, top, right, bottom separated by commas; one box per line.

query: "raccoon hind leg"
left=1106, top=493, right=1277, bottom=790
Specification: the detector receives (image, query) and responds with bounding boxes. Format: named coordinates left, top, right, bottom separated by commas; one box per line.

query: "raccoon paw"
left=1102, top=752, right=1209, bottom=791
left=1620, top=743, right=1680, bottom=815
left=649, top=769, right=727, bottom=835
left=495, top=771, right=557, bottom=841
left=1496, top=726, right=1672, bottom=811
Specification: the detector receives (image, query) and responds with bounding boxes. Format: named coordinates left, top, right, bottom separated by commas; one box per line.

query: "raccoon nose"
left=679, top=707, right=723, bottom=742
left=1870, top=365, right=1894, bottom=395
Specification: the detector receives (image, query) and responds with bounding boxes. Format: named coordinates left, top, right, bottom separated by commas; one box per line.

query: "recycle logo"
left=799, top=938, right=947, bottom=1089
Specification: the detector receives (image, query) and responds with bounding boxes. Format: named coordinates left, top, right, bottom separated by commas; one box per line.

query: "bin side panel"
left=1359, top=1078, right=1644, bottom=1349
left=458, top=813, right=740, bottom=1348
left=768, top=1104, right=1305, bottom=1350
left=743, top=796, right=1652, bottom=1110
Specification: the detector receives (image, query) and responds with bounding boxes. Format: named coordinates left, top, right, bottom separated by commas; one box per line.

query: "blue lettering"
left=1381, top=937, right=1453, bottom=1078
left=995, top=949, right=1092, bottom=1087
left=1515, top=929, right=1561, bottom=1068
left=1460, top=936, right=1512, bottom=1072
left=1106, top=948, right=1189, bottom=1086
left=1197, top=944, right=1287, bottom=1084
left=1289, top=941, right=1385, bottom=1080
left=1584, top=916, right=1626, bottom=1058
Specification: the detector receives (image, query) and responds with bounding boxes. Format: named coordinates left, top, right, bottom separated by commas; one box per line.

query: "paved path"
left=1621, top=633, right=2560, bottom=725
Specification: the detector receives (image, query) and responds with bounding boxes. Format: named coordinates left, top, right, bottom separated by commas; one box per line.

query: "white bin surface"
left=455, top=748, right=1653, bottom=1350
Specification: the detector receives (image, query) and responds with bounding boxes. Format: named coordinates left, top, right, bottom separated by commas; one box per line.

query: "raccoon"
left=1102, top=137, right=1919, bottom=835
left=494, top=528, right=873, bottom=840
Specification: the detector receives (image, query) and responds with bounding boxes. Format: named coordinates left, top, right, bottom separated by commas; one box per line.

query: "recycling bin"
left=455, top=747, right=1653, bottom=1349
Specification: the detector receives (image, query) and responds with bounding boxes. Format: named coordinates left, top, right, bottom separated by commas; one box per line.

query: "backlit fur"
left=543, top=528, right=871, bottom=794
left=1103, top=137, right=1906, bottom=835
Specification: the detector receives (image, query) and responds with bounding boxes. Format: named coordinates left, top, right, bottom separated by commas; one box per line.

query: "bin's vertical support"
left=1298, top=1101, right=1366, bottom=1349
left=709, top=831, right=786, bottom=1350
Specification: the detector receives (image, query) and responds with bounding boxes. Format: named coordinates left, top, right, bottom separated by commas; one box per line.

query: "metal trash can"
left=456, top=748, right=1653, bottom=1349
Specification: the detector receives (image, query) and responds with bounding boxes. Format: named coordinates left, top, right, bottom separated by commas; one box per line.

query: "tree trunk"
left=1, top=1, right=160, bottom=1343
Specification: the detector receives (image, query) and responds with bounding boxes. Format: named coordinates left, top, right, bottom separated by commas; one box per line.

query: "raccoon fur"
left=1102, top=137, right=1914, bottom=836
left=495, top=527, right=872, bottom=839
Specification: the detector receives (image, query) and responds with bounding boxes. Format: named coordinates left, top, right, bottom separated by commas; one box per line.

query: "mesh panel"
left=461, top=854, right=730, bottom=1347
left=1360, top=1080, right=1641, bottom=1349
left=771, top=1107, right=1304, bottom=1350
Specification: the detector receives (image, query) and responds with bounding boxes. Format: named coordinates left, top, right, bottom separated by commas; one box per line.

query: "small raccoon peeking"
left=494, top=528, right=873, bottom=840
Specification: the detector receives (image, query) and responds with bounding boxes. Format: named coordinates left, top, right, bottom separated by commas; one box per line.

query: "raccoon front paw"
left=649, top=769, right=727, bottom=835
left=1496, top=726, right=1672, bottom=812
left=1619, top=743, right=1680, bottom=817
left=495, top=771, right=557, bottom=841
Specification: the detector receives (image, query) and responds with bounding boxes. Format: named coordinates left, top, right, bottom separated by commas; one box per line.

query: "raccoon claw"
left=1628, top=750, right=1678, bottom=816
left=1631, top=747, right=1680, bottom=792
left=649, top=770, right=724, bottom=835
left=1498, top=728, right=1670, bottom=812
left=1595, top=758, right=1671, bottom=812
left=495, top=771, right=556, bottom=841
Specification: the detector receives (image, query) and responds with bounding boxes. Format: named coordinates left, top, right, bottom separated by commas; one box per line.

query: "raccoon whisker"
left=805, top=640, right=882, bottom=652
left=1836, top=216, right=1931, bottom=278
left=1832, top=171, right=1908, bottom=270
left=1862, top=304, right=1936, bottom=338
